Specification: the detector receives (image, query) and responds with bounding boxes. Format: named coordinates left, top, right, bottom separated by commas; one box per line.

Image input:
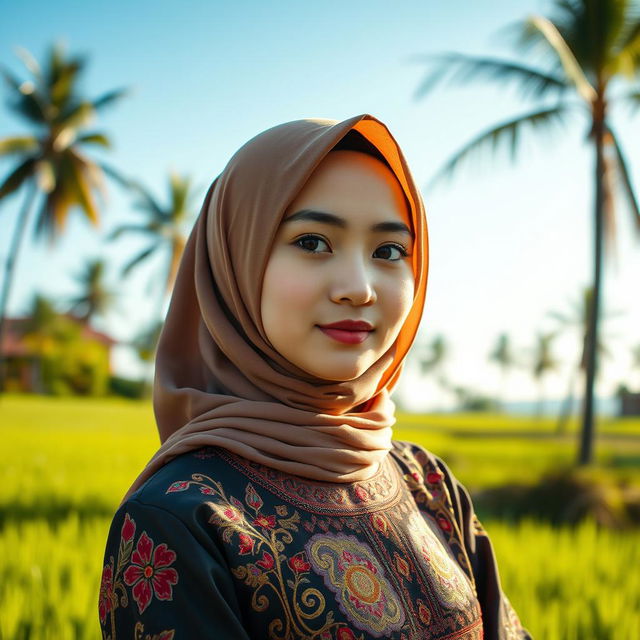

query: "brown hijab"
left=120, top=113, right=429, bottom=505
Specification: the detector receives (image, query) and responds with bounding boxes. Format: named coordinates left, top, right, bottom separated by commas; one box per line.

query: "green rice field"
left=1, top=394, right=639, bottom=639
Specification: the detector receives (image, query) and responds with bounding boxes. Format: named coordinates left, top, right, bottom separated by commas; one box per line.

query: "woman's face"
left=261, top=149, right=415, bottom=381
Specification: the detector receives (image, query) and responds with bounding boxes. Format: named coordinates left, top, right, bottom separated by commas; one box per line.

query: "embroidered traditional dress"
left=99, top=440, right=531, bottom=640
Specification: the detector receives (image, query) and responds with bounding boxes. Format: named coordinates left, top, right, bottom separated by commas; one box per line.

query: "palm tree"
left=67, top=257, right=115, bottom=325
left=0, top=41, right=129, bottom=391
left=108, top=172, right=198, bottom=329
left=414, top=333, right=451, bottom=410
left=412, top=0, right=640, bottom=464
left=547, top=285, right=621, bottom=432
left=488, top=333, right=519, bottom=410
left=527, top=331, right=561, bottom=418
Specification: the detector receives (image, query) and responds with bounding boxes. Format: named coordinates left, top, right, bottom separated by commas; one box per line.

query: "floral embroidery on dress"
left=123, top=531, right=179, bottom=613
left=166, top=473, right=368, bottom=639
left=403, top=450, right=476, bottom=590
left=133, top=622, right=175, bottom=640
left=213, top=446, right=400, bottom=515
left=165, top=456, right=487, bottom=639
left=405, top=512, right=476, bottom=609
left=305, top=532, right=405, bottom=637
left=99, top=511, right=177, bottom=640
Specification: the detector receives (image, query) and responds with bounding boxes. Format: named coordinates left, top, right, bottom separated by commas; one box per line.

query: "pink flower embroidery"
left=238, top=533, right=255, bottom=555
left=167, top=481, right=189, bottom=493
left=256, top=551, right=275, bottom=570
left=337, top=628, right=357, bottom=640
left=121, top=513, right=136, bottom=542
left=223, top=506, right=243, bottom=522
left=288, top=552, right=311, bottom=573
left=427, top=471, right=443, bottom=484
left=98, top=564, right=114, bottom=624
left=245, top=484, right=263, bottom=511
left=252, top=514, right=276, bottom=529
left=123, top=531, right=178, bottom=614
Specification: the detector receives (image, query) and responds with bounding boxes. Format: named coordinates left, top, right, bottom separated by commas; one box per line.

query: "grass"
left=1, top=394, right=639, bottom=639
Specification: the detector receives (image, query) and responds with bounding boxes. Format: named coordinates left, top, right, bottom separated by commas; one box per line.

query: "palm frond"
left=35, top=179, right=73, bottom=241
left=425, top=104, right=570, bottom=192
left=122, top=244, right=159, bottom=277
left=98, top=162, right=134, bottom=190
left=0, top=158, right=36, bottom=200
left=67, top=151, right=100, bottom=227
left=411, top=52, right=569, bottom=102
left=57, top=101, right=95, bottom=133
left=45, top=42, right=88, bottom=111
left=0, top=136, right=39, bottom=156
left=607, top=123, right=640, bottom=234
left=546, top=0, right=625, bottom=78
left=70, top=147, right=107, bottom=198
left=107, top=224, right=154, bottom=241
left=34, top=159, right=56, bottom=193
left=14, top=46, right=41, bottom=78
left=614, top=17, right=640, bottom=77
left=92, top=87, right=131, bottom=111
left=168, top=172, right=194, bottom=222
left=526, top=15, right=596, bottom=103
left=131, top=182, right=166, bottom=220
left=77, top=132, right=110, bottom=148
left=0, top=64, right=48, bottom=124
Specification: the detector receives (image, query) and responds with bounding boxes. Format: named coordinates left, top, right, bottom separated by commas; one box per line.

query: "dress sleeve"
left=433, top=455, right=533, bottom=640
left=98, top=498, right=251, bottom=640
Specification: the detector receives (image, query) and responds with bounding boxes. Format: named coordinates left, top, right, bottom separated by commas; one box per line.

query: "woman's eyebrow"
left=283, top=209, right=413, bottom=238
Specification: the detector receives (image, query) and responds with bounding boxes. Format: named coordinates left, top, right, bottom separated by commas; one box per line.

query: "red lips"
left=318, top=319, right=374, bottom=331
left=317, top=319, right=374, bottom=345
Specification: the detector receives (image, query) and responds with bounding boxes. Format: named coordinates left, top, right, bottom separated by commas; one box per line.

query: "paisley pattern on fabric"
left=305, top=533, right=405, bottom=637
left=162, top=448, right=484, bottom=638
left=405, top=511, right=476, bottom=610
left=100, top=440, right=531, bottom=639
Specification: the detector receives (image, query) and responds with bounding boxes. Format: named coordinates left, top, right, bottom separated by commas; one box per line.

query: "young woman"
left=98, top=114, right=532, bottom=640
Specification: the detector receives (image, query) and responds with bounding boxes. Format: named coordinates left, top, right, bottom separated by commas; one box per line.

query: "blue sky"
left=1, top=0, right=639, bottom=411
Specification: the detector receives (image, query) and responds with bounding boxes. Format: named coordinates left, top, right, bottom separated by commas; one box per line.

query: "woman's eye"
left=293, top=236, right=408, bottom=260
left=374, top=243, right=409, bottom=261
left=294, top=234, right=331, bottom=253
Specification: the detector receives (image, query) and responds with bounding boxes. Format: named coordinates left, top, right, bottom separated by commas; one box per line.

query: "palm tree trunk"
left=0, top=181, right=38, bottom=394
left=579, top=108, right=605, bottom=466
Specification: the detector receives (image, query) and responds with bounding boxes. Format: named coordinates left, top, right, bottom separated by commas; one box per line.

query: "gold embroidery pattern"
left=169, top=474, right=358, bottom=639
left=405, top=512, right=476, bottom=610
left=162, top=444, right=487, bottom=639
left=305, top=533, right=405, bottom=636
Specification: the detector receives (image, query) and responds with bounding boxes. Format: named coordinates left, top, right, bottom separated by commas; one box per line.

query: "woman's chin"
left=302, top=360, right=373, bottom=382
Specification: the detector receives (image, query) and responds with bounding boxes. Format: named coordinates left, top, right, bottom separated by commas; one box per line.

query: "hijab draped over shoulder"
left=120, top=113, right=429, bottom=505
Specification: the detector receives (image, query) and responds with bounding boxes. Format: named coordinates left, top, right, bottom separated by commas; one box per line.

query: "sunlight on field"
left=1, top=395, right=639, bottom=639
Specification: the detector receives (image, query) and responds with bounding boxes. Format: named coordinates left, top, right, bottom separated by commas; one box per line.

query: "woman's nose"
left=329, top=255, right=377, bottom=305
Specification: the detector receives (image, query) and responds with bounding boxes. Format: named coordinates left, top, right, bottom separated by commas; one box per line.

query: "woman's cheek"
left=272, top=263, right=318, bottom=320
left=389, top=276, right=415, bottom=320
